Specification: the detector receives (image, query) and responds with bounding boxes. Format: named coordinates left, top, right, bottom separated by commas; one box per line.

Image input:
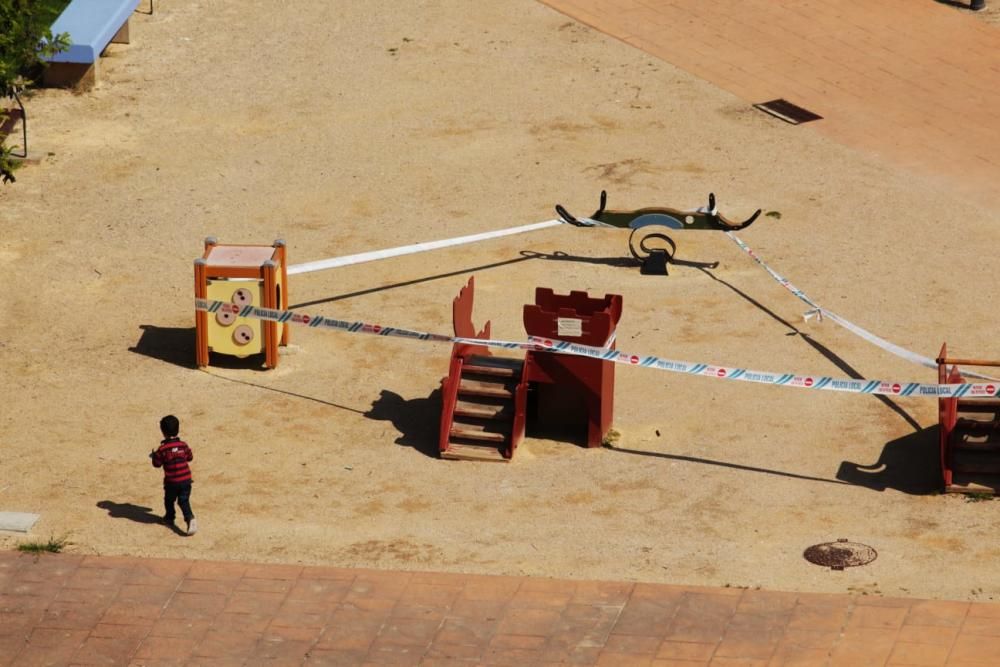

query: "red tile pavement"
left=538, top=0, right=1000, bottom=208
left=3, top=552, right=1000, bottom=665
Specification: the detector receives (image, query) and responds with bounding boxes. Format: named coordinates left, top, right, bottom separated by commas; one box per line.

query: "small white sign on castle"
left=557, top=318, right=583, bottom=338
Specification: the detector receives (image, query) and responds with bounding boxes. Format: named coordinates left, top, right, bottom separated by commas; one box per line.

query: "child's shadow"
left=96, top=500, right=185, bottom=535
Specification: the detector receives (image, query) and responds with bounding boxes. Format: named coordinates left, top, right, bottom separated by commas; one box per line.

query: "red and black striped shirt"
left=152, top=437, right=194, bottom=484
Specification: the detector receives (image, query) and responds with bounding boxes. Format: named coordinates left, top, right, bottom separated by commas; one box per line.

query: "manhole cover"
left=753, top=98, right=823, bottom=125
left=803, top=539, right=877, bottom=570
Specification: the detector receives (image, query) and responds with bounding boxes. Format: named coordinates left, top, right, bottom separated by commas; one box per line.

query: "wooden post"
left=262, top=260, right=278, bottom=369
left=274, top=239, right=289, bottom=346
left=194, top=259, right=209, bottom=367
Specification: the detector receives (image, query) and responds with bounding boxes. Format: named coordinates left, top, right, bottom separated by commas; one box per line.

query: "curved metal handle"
left=555, top=204, right=584, bottom=226
left=556, top=190, right=609, bottom=227
left=708, top=193, right=761, bottom=230
left=715, top=207, right=762, bottom=230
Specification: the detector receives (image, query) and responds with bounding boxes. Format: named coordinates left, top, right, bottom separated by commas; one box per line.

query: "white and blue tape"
left=725, top=232, right=998, bottom=382
left=196, top=299, right=999, bottom=399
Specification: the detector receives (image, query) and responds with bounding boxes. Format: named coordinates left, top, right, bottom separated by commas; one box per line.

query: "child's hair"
left=159, top=415, right=180, bottom=438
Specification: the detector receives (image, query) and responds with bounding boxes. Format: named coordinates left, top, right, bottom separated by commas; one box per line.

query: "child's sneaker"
left=186, top=518, right=198, bottom=536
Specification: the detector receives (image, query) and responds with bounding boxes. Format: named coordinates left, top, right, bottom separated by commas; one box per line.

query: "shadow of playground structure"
left=365, top=389, right=442, bottom=459
left=836, top=426, right=942, bottom=494
left=130, top=324, right=272, bottom=371
left=130, top=324, right=196, bottom=369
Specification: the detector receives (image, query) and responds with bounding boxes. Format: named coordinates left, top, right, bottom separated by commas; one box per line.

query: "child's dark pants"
left=163, top=482, right=194, bottom=523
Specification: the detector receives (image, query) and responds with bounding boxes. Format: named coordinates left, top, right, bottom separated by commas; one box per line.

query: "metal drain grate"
left=803, top=539, right=877, bottom=570
left=754, top=98, right=823, bottom=125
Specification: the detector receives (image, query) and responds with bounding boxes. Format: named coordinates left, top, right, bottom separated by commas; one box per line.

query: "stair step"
left=953, top=421, right=1000, bottom=449
left=956, top=416, right=996, bottom=428
left=946, top=472, right=1000, bottom=495
left=956, top=417, right=1000, bottom=430
left=950, top=449, right=1000, bottom=474
left=957, top=398, right=1000, bottom=413
left=454, top=397, right=512, bottom=420
left=464, top=355, right=524, bottom=378
left=458, top=377, right=515, bottom=398
left=442, top=441, right=508, bottom=462
left=450, top=419, right=508, bottom=443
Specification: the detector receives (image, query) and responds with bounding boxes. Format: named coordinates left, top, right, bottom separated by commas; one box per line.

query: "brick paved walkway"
left=3, top=552, right=1000, bottom=665
left=539, top=0, right=1000, bottom=207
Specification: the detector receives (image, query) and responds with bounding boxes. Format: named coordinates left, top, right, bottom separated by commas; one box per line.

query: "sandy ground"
left=2, top=1, right=999, bottom=603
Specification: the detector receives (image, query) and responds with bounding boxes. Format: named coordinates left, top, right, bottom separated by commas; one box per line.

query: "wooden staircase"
left=947, top=398, right=1000, bottom=494
left=442, top=355, right=523, bottom=462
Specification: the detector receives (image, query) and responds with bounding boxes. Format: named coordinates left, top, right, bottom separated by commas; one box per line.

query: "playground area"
left=3, top=0, right=1000, bottom=607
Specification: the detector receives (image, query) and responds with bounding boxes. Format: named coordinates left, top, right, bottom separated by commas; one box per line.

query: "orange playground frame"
left=193, top=237, right=289, bottom=369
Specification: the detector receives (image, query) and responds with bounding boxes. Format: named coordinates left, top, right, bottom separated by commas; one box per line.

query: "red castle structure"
left=439, top=277, right=622, bottom=461
left=937, top=343, right=1000, bottom=494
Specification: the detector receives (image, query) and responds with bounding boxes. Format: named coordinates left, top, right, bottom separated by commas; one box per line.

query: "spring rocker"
left=937, top=344, right=1000, bottom=494
left=194, top=238, right=289, bottom=368
left=556, top=190, right=762, bottom=275
left=439, top=277, right=622, bottom=462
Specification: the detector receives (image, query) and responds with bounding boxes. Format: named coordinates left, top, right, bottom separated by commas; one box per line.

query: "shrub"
left=0, top=0, right=70, bottom=183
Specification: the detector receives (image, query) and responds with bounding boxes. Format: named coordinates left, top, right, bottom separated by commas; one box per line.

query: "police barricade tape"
left=523, top=335, right=999, bottom=399
left=199, top=298, right=459, bottom=344
left=196, top=299, right=1000, bottom=399
left=725, top=232, right=999, bottom=382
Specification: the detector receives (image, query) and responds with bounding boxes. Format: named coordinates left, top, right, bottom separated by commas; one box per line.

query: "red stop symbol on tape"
left=301, top=315, right=310, bottom=324
left=629, top=355, right=639, bottom=365
left=372, top=325, right=381, bottom=333
left=542, top=339, right=553, bottom=347
left=988, top=385, right=996, bottom=394
left=892, top=383, right=901, bottom=393
left=717, top=368, right=726, bottom=377
left=804, top=377, right=813, bottom=387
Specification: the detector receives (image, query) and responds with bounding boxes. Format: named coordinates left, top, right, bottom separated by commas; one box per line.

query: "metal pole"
left=12, top=89, right=27, bottom=159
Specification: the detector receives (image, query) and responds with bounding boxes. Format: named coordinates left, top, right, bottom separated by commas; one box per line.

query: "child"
left=150, top=415, right=198, bottom=535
